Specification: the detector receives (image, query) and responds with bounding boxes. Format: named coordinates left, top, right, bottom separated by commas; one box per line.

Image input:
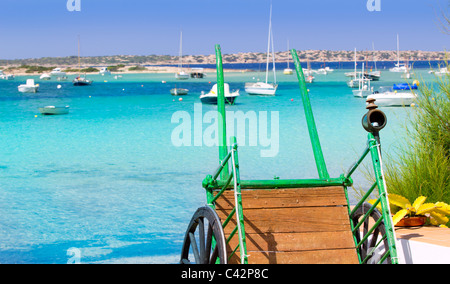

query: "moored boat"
left=244, top=4, right=277, bottom=96
left=368, top=84, right=418, bottom=107
left=0, top=70, right=15, bottom=80
left=170, top=88, right=189, bottom=96
left=73, top=76, right=93, bottom=86
left=200, top=83, right=239, bottom=105
left=18, top=79, right=39, bottom=93
left=38, top=105, right=70, bottom=115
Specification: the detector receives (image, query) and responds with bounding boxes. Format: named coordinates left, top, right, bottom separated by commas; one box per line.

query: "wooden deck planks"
left=215, top=187, right=359, bottom=264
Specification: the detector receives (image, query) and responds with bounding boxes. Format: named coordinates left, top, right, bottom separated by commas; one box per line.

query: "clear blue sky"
left=0, top=0, right=448, bottom=59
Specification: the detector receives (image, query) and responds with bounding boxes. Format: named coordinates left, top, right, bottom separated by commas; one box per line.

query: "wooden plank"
left=227, top=231, right=356, bottom=252
left=217, top=206, right=351, bottom=234
left=228, top=249, right=359, bottom=264
left=215, top=187, right=348, bottom=210
left=215, top=186, right=358, bottom=264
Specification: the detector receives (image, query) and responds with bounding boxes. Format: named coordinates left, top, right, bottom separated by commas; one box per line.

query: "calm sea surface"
left=0, top=64, right=441, bottom=263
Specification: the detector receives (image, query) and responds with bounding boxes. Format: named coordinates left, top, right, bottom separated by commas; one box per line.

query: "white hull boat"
left=436, top=67, right=449, bottom=76
left=0, top=70, right=15, bottom=80
left=353, top=88, right=373, bottom=98
left=245, top=82, right=278, bottom=96
left=367, top=92, right=417, bottom=107
left=40, top=73, right=51, bottom=80
left=18, top=79, right=39, bottom=93
left=283, top=68, right=293, bottom=75
left=170, top=88, right=189, bottom=96
left=200, top=83, right=239, bottom=105
left=99, top=67, right=111, bottom=75
left=390, top=34, right=410, bottom=73
left=390, top=64, right=410, bottom=73
left=175, top=71, right=190, bottom=80
left=175, top=31, right=189, bottom=80
left=50, top=68, right=67, bottom=77
left=38, top=106, right=70, bottom=115
left=244, top=4, right=277, bottom=96
left=306, top=76, right=315, bottom=83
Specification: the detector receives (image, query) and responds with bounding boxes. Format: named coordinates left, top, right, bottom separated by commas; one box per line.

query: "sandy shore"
left=1, top=66, right=239, bottom=76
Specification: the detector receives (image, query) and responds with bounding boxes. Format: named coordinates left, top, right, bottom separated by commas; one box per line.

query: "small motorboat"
left=0, top=70, right=14, bottom=80
left=99, top=67, right=111, bottom=76
left=200, top=83, right=239, bottom=105
left=40, top=73, right=51, bottom=80
left=283, top=68, right=293, bottom=75
left=38, top=105, right=70, bottom=115
left=18, top=79, right=39, bottom=93
left=306, top=76, right=315, bottom=83
left=170, top=88, right=189, bottom=96
left=73, top=76, right=93, bottom=86
left=190, top=68, right=206, bottom=78
left=368, top=85, right=417, bottom=107
left=435, top=67, right=449, bottom=76
left=50, top=68, right=67, bottom=77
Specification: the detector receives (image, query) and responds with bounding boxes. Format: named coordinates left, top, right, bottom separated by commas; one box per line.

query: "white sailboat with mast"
left=368, top=42, right=381, bottom=80
left=73, top=35, right=93, bottom=86
left=389, top=34, right=410, bottom=73
left=245, top=4, right=278, bottom=96
left=175, top=31, right=189, bottom=80
left=283, top=39, right=293, bottom=75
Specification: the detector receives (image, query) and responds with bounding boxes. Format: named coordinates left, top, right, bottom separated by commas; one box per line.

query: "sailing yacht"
left=283, top=40, right=293, bottom=75
left=245, top=4, right=278, bottom=96
left=73, top=36, right=93, bottom=86
left=352, top=63, right=373, bottom=98
left=368, top=42, right=381, bottom=80
left=175, top=31, right=189, bottom=80
left=390, top=34, right=410, bottom=73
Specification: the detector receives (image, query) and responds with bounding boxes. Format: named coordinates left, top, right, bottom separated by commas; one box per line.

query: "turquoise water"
left=0, top=69, right=435, bottom=263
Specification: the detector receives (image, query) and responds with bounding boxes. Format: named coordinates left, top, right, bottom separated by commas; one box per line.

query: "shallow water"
left=0, top=68, right=436, bottom=263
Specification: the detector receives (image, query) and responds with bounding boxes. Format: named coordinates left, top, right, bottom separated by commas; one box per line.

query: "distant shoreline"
left=1, top=49, right=447, bottom=67
left=0, top=49, right=447, bottom=76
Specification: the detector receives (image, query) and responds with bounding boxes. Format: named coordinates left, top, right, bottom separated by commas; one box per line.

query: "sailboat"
left=283, top=40, right=293, bottom=75
left=175, top=31, right=189, bottom=80
left=245, top=4, right=278, bottom=96
left=347, top=48, right=362, bottom=88
left=389, top=34, right=410, bottom=73
left=73, top=36, right=93, bottom=86
left=367, top=42, right=381, bottom=81
left=352, top=63, right=373, bottom=98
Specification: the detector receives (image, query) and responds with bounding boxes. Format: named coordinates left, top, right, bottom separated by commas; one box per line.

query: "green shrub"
left=385, top=72, right=450, bottom=205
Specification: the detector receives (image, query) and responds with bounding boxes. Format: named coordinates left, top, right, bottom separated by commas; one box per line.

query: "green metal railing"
left=345, top=134, right=399, bottom=264
left=203, top=138, right=248, bottom=264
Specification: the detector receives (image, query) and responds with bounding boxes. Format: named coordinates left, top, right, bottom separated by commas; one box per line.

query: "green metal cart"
left=180, top=45, right=399, bottom=264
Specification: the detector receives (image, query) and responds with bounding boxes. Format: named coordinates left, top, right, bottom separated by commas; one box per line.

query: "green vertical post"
left=368, top=133, right=399, bottom=264
left=230, top=136, right=248, bottom=264
left=215, top=44, right=229, bottom=180
left=291, top=49, right=330, bottom=180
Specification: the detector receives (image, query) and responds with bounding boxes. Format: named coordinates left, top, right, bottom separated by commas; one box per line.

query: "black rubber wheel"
left=351, top=202, right=392, bottom=264
left=180, top=206, right=227, bottom=264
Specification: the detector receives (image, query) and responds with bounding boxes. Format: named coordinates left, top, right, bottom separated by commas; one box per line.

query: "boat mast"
left=287, top=39, right=290, bottom=69
left=78, top=35, right=81, bottom=78
left=271, top=17, right=276, bottom=84
left=265, top=4, right=272, bottom=84
left=372, top=42, right=378, bottom=71
left=354, top=48, right=357, bottom=79
left=179, top=31, right=183, bottom=71
left=397, top=34, right=400, bottom=66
